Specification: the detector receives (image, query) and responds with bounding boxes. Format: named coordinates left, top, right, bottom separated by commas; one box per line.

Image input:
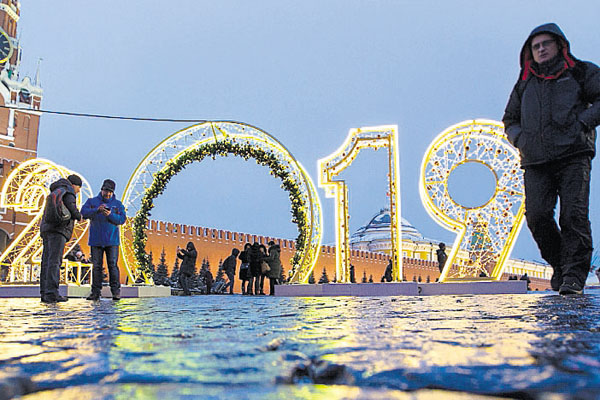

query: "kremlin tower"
left=0, top=0, right=43, bottom=252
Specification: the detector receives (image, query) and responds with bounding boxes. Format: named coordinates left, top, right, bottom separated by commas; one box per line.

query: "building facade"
left=0, top=0, right=43, bottom=252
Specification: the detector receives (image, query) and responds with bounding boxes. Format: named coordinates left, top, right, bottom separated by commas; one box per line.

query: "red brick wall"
left=77, top=218, right=550, bottom=293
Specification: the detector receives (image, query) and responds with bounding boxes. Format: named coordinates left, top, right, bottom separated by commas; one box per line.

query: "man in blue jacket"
left=81, top=179, right=126, bottom=300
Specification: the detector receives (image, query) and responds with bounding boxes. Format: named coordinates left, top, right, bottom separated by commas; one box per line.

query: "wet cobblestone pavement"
left=1, top=290, right=600, bottom=399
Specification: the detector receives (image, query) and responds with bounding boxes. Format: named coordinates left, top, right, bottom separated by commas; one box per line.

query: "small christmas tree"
left=170, top=257, right=180, bottom=284
left=149, top=251, right=156, bottom=275
left=369, top=274, right=373, bottom=283
left=215, top=259, right=226, bottom=282
left=362, top=270, right=367, bottom=283
left=318, top=267, right=329, bottom=284
left=308, top=271, right=315, bottom=284
left=154, top=248, right=169, bottom=286
left=280, top=265, right=286, bottom=283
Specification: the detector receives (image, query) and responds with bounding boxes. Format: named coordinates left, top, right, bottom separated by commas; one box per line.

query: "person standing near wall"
left=39, top=174, right=83, bottom=303
left=177, top=242, right=197, bottom=296
left=436, top=242, right=447, bottom=274
left=238, top=243, right=251, bottom=294
left=264, top=241, right=281, bottom=296
left=82, top=179, right=126, bottom=300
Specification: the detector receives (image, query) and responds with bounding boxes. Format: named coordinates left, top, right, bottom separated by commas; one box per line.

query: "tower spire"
left=34, top=57, right=42, bottom=86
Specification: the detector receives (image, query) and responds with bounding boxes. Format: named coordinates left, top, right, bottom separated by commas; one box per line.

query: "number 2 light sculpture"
left=318, top=125, right=402, bottom=282
left=419, top=119, right=526, bottom=281
left=0, top=158, right=91, bottom=283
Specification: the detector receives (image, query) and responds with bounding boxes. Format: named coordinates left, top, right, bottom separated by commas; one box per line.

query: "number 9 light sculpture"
left=419, top=119, right=526, bottom=281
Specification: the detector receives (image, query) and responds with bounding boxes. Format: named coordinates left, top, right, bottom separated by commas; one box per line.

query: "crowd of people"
left=175, top=241, right=282, bottom=296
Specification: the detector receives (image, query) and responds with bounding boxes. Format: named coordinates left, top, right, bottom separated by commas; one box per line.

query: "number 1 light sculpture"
left=318, top=125, right=402, bottom=282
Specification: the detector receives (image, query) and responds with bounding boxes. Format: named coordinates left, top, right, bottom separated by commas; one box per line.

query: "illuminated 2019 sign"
left=0, top=119, right=523, bottom=285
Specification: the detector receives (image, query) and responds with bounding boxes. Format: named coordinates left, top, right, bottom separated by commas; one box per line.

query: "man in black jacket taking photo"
left=503, top=23, right=600, bottom=295
left=39, top=174, right=83, bottom=303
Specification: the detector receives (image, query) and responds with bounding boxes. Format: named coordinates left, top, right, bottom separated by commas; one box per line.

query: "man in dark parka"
left=503, top=23, right=600, bottom=295
left=177, top=242, right=197, bottom=296
left=40, top=175, right=83, bottom=303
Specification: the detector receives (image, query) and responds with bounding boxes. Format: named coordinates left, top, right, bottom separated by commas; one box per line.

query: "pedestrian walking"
left=503, top=23, right=600, bottom=295
left=222, top=248, right=239, bottom=294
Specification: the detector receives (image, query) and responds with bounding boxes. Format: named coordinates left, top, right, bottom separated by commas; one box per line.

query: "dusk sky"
left=16, top=1, right=600, bottom=264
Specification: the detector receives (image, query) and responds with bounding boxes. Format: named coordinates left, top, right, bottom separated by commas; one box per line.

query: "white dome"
left=349, top=207, right=423, bottom=253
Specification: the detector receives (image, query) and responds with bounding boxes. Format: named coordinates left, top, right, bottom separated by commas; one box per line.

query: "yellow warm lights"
left=419, top=120, right=525, bottom=281
left=318, top=125, right=402, bottom=282
left=121, top=121, right=322, bottom=285
left=1, top=120, right=531, bottom=288
left=0, top=158, right=92, bottom=283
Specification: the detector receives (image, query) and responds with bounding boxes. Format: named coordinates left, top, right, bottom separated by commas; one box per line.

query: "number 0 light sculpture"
left=121, top=121, right=322, bottom=285
left=419, top=119, right=525, bottom=281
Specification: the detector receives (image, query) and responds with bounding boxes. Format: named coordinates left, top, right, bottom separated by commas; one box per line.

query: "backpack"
left=44, top=187, right=71, bottom=224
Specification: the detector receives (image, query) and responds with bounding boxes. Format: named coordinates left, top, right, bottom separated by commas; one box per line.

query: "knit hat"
left=67, top=174, right=83, bottom=187
left=101, top=179, right=116, bottom=192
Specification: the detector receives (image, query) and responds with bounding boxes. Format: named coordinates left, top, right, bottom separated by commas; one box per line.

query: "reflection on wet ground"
left=1, top=290, right=600, bottom=399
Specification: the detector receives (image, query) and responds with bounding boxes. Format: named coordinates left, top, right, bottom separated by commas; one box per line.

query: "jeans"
left=524, top=155, right=593, bottom=286
left=91, top=246, right=121, bottom=296
left=40, top=232, right=67, bottom=299
left=224, top=274, right=235, bottom=294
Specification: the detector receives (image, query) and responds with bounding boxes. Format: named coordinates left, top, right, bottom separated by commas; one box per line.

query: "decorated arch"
left=120, top=121, right=322, bottom=285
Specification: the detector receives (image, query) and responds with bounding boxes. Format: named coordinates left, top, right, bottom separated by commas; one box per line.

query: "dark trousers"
left=269, top=277, right=279, bottom=296
left=91, top=246, right=121, bottom=296
left=524, top=156, right=593, bottom=286
left=40, top=232, right=67, bottom=299
left=247, top=276, right=260, bottom=295
left=179, top=272, right=191, bottom=295
left=225, top=273, right=235, bottom=294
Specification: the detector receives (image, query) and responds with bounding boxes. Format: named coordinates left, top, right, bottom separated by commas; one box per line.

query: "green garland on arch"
left=132, top=141, right=308, bottom=275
